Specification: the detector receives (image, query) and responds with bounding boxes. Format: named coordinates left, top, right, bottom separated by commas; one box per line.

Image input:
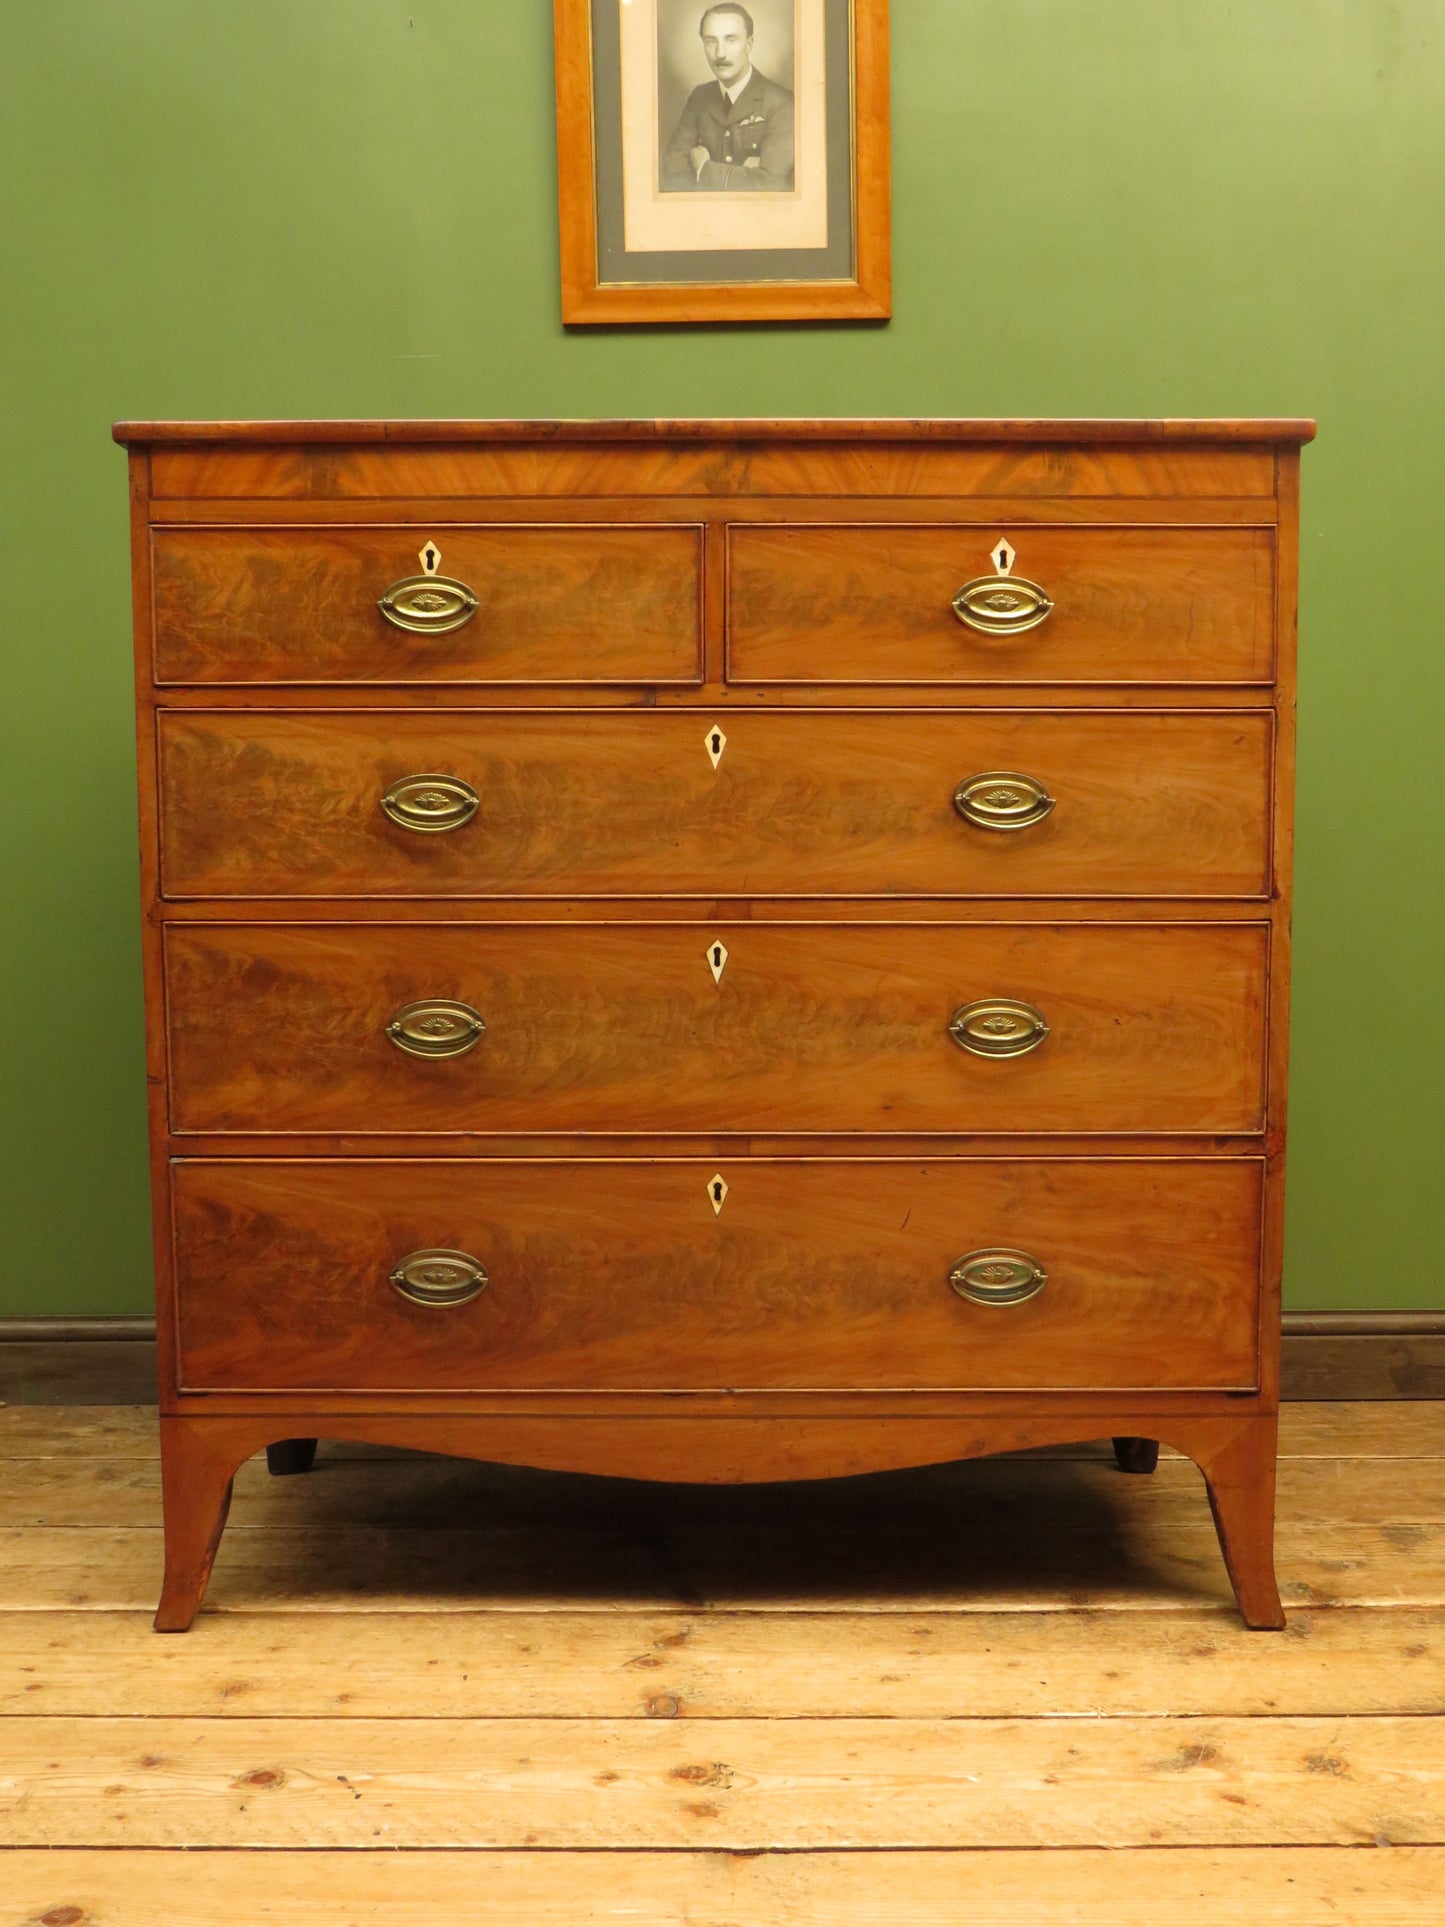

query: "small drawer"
left=164, top=920, right=1269, bottom=1136
left=157, top=707, right=1274, bottom=902
left=727, top=524, right=1275, bottom=684
left=171, top=1156, right=1263, bottom=1392
left=151, top=524, right=703, bottom=685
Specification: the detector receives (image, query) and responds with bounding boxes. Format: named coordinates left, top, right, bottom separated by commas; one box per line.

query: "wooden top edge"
left=112, top=417, right=1318, bottom=447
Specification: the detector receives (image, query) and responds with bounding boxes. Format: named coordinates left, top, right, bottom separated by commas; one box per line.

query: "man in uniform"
left=661, top=4, right=795, bottom=191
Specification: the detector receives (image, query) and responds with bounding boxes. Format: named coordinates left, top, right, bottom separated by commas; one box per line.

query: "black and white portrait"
left=605, top=0, right=843, bottom=270
left=568, top=0, right=882, bottom=313
left=657, top=1, right=797, bottom=194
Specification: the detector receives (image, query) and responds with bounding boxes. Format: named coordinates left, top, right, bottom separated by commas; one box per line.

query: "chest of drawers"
left=115, top=417, right=1312, bottom=1631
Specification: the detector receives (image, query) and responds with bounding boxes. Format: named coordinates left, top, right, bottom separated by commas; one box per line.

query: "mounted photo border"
left=555, top=0, right=889, bottom=323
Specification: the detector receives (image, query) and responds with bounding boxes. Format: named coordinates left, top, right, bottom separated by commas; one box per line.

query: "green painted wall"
left=2, top=2, right=1441, bottom=1316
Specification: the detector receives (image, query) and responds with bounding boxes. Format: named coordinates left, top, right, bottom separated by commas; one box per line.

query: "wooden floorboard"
left=3, top=1712, right=1443, bottom=1847
left=3, top=1847, right=1442, bottom=1927
left=3, top=1518, right=1443, bottom=1614
left=0, top=1404, right=1440, bottom=1920
left=2, top=1605, right=1440, bottom=1718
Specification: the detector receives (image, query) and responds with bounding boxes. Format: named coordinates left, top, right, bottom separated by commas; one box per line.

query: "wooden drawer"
left=148, top=438, right=1281, bottom=503
left=158, top=708, right=1274, bottom=901
left=171, top=1156, right=1263, bottom=1392
left=727, top=525, right=1275, bottom=685
left=164, top=921, right=1268, bottom=1135
left=151, top=525, right=703, bottom=685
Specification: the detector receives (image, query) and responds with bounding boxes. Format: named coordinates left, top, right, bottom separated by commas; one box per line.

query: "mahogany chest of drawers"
left=114, top=417, right=1313, bottom=1630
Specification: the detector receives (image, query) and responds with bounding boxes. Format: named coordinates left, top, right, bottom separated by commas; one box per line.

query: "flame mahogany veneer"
left=114, top=417, right=1313, bottom=1631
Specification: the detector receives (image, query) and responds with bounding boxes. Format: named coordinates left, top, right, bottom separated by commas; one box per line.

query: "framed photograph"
left=555, top=0, right=889, bottom=323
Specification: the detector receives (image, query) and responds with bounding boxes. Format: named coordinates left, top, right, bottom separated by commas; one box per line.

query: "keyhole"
left=710, top=731, right=721, bottom=755
left=712, top=944, right=723, bottom=968
left=712, top=1180, right=724, bottom=1204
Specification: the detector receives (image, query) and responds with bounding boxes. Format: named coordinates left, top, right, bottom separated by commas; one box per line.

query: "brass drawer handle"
left=381, top=774, right=480, bottom=834
left=949, top=997, right=1049, bottom=1058
left=953, top=771, right=1056, bottom=831
left=386, top=999, right=486, bottom=1058
left=379, top=574, right=479, bottom=634
left=952, top=575, right=1053, bottom=636
left=950, top=1248, right=1048, bottom=1307
left=378, top=543, right=479, bottom=634
left=390, top=1248, right=488, bottom=1308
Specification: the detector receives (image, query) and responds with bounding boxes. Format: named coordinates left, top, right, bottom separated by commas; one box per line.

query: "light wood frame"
left=554, top=0, right=890, bottom=323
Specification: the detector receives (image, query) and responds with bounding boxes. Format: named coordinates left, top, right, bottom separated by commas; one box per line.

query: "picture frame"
left=554, top=0, right=889, bottom=323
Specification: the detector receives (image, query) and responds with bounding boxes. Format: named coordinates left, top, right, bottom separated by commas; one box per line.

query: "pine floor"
left=0, top=1402, right=1442, bottom=1924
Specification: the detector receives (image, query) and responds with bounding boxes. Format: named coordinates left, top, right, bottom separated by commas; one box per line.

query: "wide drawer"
left=151, top=525, right=703, bottom=684
left=171, top=1156, right=1263, bottom=1392
left=158, top=708, right=1274, bottom=901
left=165, top=921, right=1268, bottom=1135
left=727, top=525, right=1275, bottom=684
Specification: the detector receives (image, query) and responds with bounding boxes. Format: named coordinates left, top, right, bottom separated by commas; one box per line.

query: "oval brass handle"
left=390, top=1248, right=488, bottom=1308
left=378, top=573, right=479, bottom=635
left=949, top=997, right=1049, bottom=1058
left=952, top=574, right=1053, bottom=636
left=953, top=771, right=1056, bottom=832
left=386, top=999, right=486, bottom=1058
left=950, top=1248, right=1048, bottom=1307
left=381, top=774, right=480, bottom=835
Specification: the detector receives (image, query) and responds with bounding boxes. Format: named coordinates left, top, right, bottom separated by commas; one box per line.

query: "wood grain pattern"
left=1, top=1847, right=1435, bottom=1925
left=144, top=439, right=1281, bottom=503
left=116, top=417, right=1318, bottom=444
left=1260, top=450, right=1301, bottom=1410
left=156, top=708, right=1274, bottom=901
left=152, top=1417, right=235, bottom=1632
left=4, top=1599, right=1440, bottom=1718
left=13, top=1319, right=1440, bottom=1407
left=132, top=1409, right=1282, bottom=1625
left=3, top=1712, right=1441, bottom=1848
left=17, top=1451, right=1445, bottom=1537
left=728, top=523, right=1276, bottom=684
left=167, top=1157, right=1263, bottom=1393
left=5, top=1400, right=1435, bottom=1460
left=151, top=524, right=704, bottom=685
left=2, top=1515, right=1437, bottom=1616
left=163, top=921, right=1269, bottom=1136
